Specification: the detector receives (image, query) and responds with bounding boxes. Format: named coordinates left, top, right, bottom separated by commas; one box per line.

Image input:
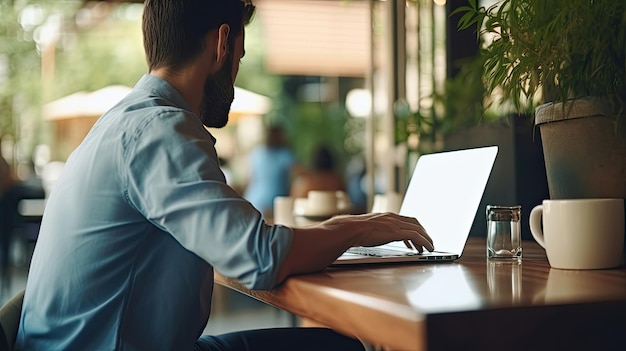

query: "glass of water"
left=486, top=205, right=522, bottom=260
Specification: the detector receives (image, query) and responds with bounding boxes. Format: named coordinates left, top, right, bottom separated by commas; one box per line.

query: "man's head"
left=142, top=0, right=256, bottom=128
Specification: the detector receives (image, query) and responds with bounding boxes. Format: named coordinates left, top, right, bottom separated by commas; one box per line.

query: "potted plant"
left=454, top=0, right=626, bottom=200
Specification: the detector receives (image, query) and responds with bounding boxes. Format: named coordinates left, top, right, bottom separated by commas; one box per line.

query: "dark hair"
left=143, top=0, right=256, bottom=72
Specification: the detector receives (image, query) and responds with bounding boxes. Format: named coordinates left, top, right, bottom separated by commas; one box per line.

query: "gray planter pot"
left=535, top=98, right=626, bottom=199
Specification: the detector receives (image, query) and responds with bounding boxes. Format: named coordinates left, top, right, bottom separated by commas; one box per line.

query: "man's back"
left=17, top=76, right=218, bottom=350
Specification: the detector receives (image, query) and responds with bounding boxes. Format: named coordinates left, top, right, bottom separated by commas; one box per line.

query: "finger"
left=411, top=238, right=433, bottom=252
left=382, top=213, right=434, bottom=244
left=403, top=228, right=434, bottom=252
left=414, top=241, right=423, bottom=253
left=390, top=216, right=433, bottom=247
left=373, top=213, right=433, bottom=251
left=409, top=237, right=433, bottom=252
left=403, top=239, right=413, bottom=250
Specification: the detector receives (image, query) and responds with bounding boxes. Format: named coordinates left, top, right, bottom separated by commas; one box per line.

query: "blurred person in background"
left=16, top=1, right=433, bottom=350
left=243, top=124, right=295, bottom=217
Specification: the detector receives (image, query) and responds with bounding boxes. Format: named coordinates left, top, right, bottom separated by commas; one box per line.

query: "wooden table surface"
left=215, top=238, right=626, bottom=350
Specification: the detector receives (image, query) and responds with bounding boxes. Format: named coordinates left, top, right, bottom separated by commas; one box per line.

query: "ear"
left=216, top=24, right=231, bottom=65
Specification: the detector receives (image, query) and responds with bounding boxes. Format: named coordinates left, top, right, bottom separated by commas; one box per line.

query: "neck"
left=151, top=65, right=206, bottom=114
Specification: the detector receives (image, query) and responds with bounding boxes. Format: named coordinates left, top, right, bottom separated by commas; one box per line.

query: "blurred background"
left=0, top=0, right=502, bottom=208
left=0, top=0, right=549, bottom=334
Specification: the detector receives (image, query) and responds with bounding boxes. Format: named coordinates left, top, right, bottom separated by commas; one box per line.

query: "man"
left=16, top=1, right=433, bottom=350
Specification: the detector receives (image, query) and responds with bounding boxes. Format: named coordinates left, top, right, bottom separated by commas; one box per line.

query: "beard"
left=199, top=52, right=235, bottom=128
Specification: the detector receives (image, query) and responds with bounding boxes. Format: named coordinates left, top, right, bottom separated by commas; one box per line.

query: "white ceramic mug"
left=305, top=190, right=338, bottom=216
left=529, top=198, right=625, bottom=269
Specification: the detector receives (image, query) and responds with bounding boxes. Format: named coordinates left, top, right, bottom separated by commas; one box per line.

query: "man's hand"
left=275, top=212, right=434, bottom=285
left=321, top=212, right=434, bottom=253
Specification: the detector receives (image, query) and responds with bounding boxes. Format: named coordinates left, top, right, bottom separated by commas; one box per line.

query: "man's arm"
left=275, top=212, right=434, bottom=284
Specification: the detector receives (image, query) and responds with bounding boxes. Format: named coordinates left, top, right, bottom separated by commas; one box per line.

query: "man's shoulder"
left=100, top=90, right=196, bottom=137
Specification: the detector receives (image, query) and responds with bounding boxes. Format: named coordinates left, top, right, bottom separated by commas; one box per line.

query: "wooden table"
left=215, top=238, right=626, bottom=350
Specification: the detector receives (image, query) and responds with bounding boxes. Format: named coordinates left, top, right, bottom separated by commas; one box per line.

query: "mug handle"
left=529, top=205, right=546, bottom=248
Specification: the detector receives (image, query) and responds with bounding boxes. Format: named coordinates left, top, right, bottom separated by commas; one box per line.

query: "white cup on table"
left=529, top=198, right=624, bottom=270
left=305, top=190, right=339, bottom=217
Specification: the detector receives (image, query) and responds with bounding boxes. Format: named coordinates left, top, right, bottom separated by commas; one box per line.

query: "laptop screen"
left=392, top=146, right=498, bottom=255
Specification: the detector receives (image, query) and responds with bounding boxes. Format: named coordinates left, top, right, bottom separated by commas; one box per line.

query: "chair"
left=0, top=290, right=24, bottom=351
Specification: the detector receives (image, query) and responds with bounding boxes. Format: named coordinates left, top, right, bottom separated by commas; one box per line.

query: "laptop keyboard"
left=346, top=246, right=419, bottom=257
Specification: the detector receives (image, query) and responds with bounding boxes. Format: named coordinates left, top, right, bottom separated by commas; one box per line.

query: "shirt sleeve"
left=121, top=108, right=293, bottom=290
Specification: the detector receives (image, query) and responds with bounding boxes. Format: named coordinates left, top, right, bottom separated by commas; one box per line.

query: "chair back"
left=0, top=290, right=24, bottom=351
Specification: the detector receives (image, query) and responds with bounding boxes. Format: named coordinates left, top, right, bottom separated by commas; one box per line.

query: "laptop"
left=332, top=145, right=498, bottom=265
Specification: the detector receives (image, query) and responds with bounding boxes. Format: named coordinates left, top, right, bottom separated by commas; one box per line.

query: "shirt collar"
left=133, top=74, right=218, bottom=145
left=134, top=74, right=194, bottom=113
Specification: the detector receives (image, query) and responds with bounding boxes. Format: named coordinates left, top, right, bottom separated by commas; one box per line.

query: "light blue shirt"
left=16, top=74, right=294, bottom=350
